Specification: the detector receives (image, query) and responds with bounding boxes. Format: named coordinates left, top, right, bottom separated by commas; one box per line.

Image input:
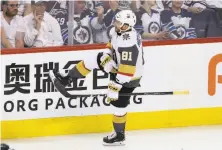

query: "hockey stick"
left=55, top=77, right=189, bottom=98
left=69, top=91, right=189, bottom=98
left=50, top=72, right=189, bottom=98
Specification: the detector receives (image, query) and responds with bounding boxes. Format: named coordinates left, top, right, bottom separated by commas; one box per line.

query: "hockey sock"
left=112, top=113, right=127, bottom=133
left=68, top=61, right=91, bottom=78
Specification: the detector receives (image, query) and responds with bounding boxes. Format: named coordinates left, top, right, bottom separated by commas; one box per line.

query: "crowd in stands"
left=1, top=0, right=222, bottom=49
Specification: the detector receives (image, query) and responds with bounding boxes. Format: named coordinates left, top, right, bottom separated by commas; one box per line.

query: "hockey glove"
left=100, top=53, right=118, bottom=73
left=107, top=81, right=122, bottom=103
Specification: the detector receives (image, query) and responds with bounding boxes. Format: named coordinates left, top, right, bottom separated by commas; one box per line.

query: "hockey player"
left=91, top=1, right=136, bottom=43
left=49, top=9, right=144, bottom=146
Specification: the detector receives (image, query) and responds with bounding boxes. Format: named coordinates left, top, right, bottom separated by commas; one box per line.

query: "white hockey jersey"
left=108, top=28, right=144, bottom=87
left=68, top=9, right=95, bottom=45
left=161, top=8, right=196, bottom=39
left=135, top=7, right=162, bottom=41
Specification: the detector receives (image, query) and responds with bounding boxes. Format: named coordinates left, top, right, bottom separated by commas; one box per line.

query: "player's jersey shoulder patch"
left=119, top=29, right=138, bottom=46
left=122, top=33, right=130, bottom=40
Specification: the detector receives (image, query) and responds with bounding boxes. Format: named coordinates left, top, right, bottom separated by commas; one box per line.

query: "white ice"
left=2, top=125, right=222, bottom=150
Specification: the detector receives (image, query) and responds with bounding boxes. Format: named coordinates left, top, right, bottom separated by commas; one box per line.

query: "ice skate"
left=103, top=131, right=125, bottom=146
left=49, top=69, right=72, bottom=94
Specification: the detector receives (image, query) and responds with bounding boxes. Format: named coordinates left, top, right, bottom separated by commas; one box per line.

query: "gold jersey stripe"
left=76, top=61, right=91, bottom=76
left=118, top=64, right=136, bottom=76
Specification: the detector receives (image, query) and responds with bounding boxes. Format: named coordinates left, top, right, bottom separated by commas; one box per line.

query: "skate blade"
left=103, top=141, right=125, bottom=146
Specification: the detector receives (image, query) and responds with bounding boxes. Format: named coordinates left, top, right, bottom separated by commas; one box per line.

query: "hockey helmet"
left=114, top=9, right=136, bottom=31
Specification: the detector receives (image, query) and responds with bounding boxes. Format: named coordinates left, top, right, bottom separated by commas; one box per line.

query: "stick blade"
left=173, top=90, right=189, bottom=95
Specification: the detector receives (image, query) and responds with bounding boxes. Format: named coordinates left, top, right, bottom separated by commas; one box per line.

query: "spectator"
left=161, top=0, right=197, bottom=39
left=135, top=0, right=168, bottom=41
left=192, top=8, right=220, bottom=38
left=86, top=0, right=96, bottom=12
left=45, top=0, right=68, bottom=45
left=183, top=0, right=207, bottom=14
left=23, top=0, right=63, bottom=47
left=206, top=1, right=222, bottom=8
left=65, top=0, right=95, bottom=45
left=98, top=1, right=112, bottom=14
left=116, top=0, right=145, bottom=12
left=118, top=0, right=132, bottom=10
left=1, top=0, right=25, bottom=48
left=18, top=0, right=32, bottom=16
left=1, top=26, right=13, bottom=48
left=155, top=0, right=174, bottom=12
left=131, top=0, right=140, bottom=12
left=156, top=0, right=207, bottom=14
left=91, top=1, right=121, bottom=43
left=206, top=0, right=222, bottom=33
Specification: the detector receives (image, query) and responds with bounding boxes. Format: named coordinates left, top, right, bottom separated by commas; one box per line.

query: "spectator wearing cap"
left=23, top=0, right=63, bottom=47
left=1, top=0, right=25, bottom=48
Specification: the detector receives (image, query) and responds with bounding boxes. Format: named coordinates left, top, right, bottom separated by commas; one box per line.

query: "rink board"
left=2, top=107, right=222, bottom=139
left=1, top=39, right=222, bottom=139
